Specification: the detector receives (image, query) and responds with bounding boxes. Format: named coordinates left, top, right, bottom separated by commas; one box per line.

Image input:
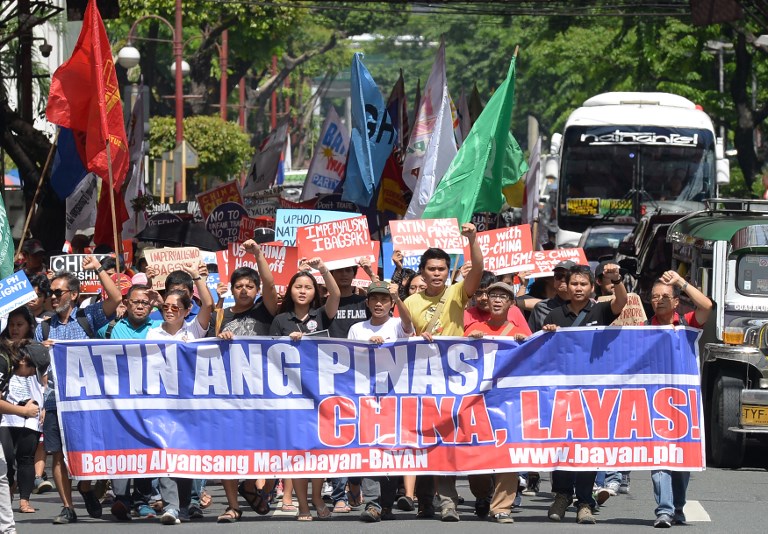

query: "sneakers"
left=136, top=504, right=156, bottom=518
left=577, top=503, right=596, bottom=524
left=548, top=493, right=571, bottom=521
left=321, top=481, right=333, bottom=497
left=526, top=472, right=540, bottom=495
left=491, top=512, right=515, bottom=524
left=360, top=505, right=381, bottom=523
left=673, top=509, right=686, bottom=525
left=160, top=508, right=181, bottom=525
left=77, top=482, right=103, bottom=519
left=188, top=503, right=203, bottom=519
left=474, top=497, right=490, bottom=518
left=619, top=473, right=631, bottom=494
left=513, top=490, right=522, bottom=508
left=33, top=476, right=53, bottom=494
left=441, top=507, right=460, bottom=522
left=110, top=499, right=131, bottom=521
left=396, top=495, right=415, bottom=511
left=594, top=487, right=611, bottom=506
left=654, top=514, right=673, bottom=528
left=52, top=507, right=77, bottom=524
left=605, top=481, right=620, bottom=496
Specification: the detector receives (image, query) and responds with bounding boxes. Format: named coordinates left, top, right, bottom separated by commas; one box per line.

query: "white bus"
left=556, top=92, right=730, bottom=234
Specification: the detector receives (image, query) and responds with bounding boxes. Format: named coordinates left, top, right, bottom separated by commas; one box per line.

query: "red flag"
left=46, top=0, right=128, bottom=190
left=94, top=183, right=129, bottom=246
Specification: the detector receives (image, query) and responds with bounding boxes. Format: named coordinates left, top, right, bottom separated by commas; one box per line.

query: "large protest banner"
left=52, top=327, right=704, bottom=480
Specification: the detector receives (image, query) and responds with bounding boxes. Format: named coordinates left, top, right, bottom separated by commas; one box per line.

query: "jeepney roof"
left=668, top=214, right=768, bottom=246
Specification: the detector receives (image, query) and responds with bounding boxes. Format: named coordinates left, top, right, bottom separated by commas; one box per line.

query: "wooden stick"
left=15, top=128, right=60, bottom=261
left=105, top=141, right=121, bottom=259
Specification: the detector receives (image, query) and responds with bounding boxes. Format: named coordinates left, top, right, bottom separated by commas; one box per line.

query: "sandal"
left=280, top=503, right=298, bottom=512
left=199, top=489, right=212, bottom=509
left=347, top=489, right=363, bottom=509
left=314, top=503, right=332, bottom=520
left=333, top=501, right=351, bottom=513
left=18, top=500, right=35, bottom=513
left=217, top=506, right=242, bottom=523
left=238, top=482, right=270, bottom=515
left=297, top=513, right=313, bottom=521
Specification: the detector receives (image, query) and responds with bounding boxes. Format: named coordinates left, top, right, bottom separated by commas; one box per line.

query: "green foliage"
left=720, top=163, right=764, bottom=199
left=148, top=115, right=251, bottom=179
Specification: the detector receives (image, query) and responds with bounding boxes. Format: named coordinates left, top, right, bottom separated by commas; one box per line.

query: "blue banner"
left=52, top=327, right=705, bottom=479
left=0, top=271, right=36, bottom=317
left=342, top=53, right=397, bottom=208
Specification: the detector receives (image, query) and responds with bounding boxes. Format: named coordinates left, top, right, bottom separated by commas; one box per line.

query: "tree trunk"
left=730, top=33, right=759, bottom=189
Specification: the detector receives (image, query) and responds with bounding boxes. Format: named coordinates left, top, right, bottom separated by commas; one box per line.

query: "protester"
left=403, top=223, right=490, bottom=522
left=25, top=275, right=52, bottom=322
left=19, top=240, right=47, bottom=278
left=542, top=263, right=627, bottom=525
left=34, top=256, right=122, bottom=524
left=464, top=273, right=530, bottom=337
left=349, top=281, right=413, bottom=522
left=527, top=260, right=574, bottom=332
left=648, top=270, right=712, bottom=528
left=0, top=340, right=41, bottom=534
left=270, top=257, right=340, bottom=521
left=465, top=281, right=530, bottom=340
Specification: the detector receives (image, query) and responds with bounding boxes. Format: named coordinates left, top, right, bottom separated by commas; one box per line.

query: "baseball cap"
left=486, top=282, right=516, bottom=297
left=366, top=281, right=391, bottom=296
left=23, top=342, right=51, bottom=384
left=554, top=260, right=576, bottom=271
left=22, top=239, right=44, bottom=255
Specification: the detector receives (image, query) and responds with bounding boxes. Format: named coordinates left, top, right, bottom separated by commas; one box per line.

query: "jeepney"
left=667, top=199, right=768, bottom=468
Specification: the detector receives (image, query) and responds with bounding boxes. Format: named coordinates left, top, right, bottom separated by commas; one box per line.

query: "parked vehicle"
left=666, top=199, right=768, bottom=468
left=577, top=224, right=634, bottom=271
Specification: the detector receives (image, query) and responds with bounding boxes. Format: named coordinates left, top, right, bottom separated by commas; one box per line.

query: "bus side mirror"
left=716, top=158, right=730, bottom=185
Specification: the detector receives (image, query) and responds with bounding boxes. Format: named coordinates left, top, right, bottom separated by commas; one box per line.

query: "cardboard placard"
left=274, top=209, right=355, bottom=247
left=389, top=218, right=467, bottom=255
left=0, top=271, right=36, bottom=317
left=222, top=242, right=299, bottom=293
left=206, top=202, right=248, bottom=247
left=528, top=248, right=590, bottom=278
left=296, top=215, right=374, bottom=271
left=599, top=293, right=648, bottom=326
left=477, top=225, right=535, bottom=275
left=196, top=181, right=244, bottom=220
left=49, top=254, right=111, bottom=294
left=310, top=246, right=380, bottom=289
left=206, top=273, right=235, bottom=308
left=144, top=247, right=202, bottom=290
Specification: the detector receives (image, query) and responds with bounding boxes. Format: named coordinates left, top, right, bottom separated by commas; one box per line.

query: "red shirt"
left=649, top=311, right=702, bottom=328
left=464, top=306, right=531, bottom=335
left=465, top=320, right=529, bottom=337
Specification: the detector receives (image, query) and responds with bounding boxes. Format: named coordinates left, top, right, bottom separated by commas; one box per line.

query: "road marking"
left=683, top=500, right=711, bottom=522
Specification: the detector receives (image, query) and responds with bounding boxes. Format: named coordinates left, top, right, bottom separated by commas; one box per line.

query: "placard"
left=49, top=254, right=110, bottom=294
left=296, top=215, right=374, bottom=271
left=0, top=271, right=36, bottom=317
left=381, top=240, right=421, bottom=281
left=238, top=216, right=274, bottom=243
left=274, top=209, right=356, bottom=247
left=477, top=225, right=535, bottom=275
left=389, top=218, right=467, bottom=255
left=206, top=202, right=248, bottom=247
left=196, top=182, right=244, bottom=220
left=144, top=247, right=202, bottom=290
left=528, top=248, right=590, bottom=278
left=206, top=273, right=235, bottom=308
left=146, top=213, right=183, bottom=227
left=599, top=293, right=648, bottom=326
left=222, top=242, right=299, bottom=293
left=310, top=246, right=380, bottom=289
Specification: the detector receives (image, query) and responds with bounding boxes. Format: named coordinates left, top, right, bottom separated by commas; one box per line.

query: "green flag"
left=0, top=193, right=15, bottom=278
left=422, top=58, right=528, bottom=224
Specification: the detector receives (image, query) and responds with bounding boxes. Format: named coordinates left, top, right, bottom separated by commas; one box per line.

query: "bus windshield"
left=558, top=126, right=716, bottom=231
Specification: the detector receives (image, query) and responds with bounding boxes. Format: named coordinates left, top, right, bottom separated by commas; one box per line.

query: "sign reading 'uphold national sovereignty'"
left=53, top=327, right=704, bottom=479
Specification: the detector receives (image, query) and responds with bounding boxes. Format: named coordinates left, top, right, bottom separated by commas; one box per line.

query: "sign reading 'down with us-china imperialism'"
left=477, top=225, right=534, bottom=274
left=52, top=327, right=705, bottom=480
left=296, top=215, right=374, bottom=271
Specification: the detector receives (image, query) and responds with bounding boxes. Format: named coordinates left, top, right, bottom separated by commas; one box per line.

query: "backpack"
left=104, top=319, right=118, bottom=340
left=40, top=308, right=95, bottom=340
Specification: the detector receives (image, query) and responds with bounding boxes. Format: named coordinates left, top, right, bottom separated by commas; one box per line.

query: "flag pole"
left=15, top=128, right=60, bottom=261
left=105, top=141, right=121, bottom=260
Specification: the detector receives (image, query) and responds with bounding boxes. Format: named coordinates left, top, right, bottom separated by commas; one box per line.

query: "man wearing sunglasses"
left=541, top=263, right=627, bottom=525
left=528, top=261, right=575, bottom=332
left=34, top=255, right=123, bottom=525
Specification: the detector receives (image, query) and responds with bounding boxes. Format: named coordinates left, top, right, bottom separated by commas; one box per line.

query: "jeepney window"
left=736, top=254, right=768, bottom=295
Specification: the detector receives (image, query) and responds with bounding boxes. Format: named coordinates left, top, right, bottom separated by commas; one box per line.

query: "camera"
left=39, top=42, right=53, bottom=58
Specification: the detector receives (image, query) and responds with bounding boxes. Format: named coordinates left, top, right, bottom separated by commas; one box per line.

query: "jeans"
left=595, top=471, right=622, bottom=487
left=158, top=477, right=192, bottom=513
left=651, top=470, right=689, bottom=517
left=361, top=476, right=398, bottom=511
left=111, top=478, right=154, bottom=507
left=551, top=470, right=597, bottom=508
left=330, top=477, right=361, bottom=503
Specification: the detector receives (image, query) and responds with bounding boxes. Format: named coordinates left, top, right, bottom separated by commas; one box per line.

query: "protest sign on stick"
left=296, top=215, right=374, bottom=271
left=144, top=247, right=201, bottom=290
left=389, top=218, right=466, bottom=255
left=196, top=182, right=244, bottom=220
left=528, top=248, right=589, bottom=278
left=476, top=225, right=534, bottom=274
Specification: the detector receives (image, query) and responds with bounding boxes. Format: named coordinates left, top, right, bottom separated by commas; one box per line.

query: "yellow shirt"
left=404, top=280, right=468, bottom=336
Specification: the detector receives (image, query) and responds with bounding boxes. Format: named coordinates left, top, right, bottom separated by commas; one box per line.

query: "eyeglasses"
left=162, top=303, right=181, bottom=312
left=488, top=293, right=511, bottom=301
left=474, top=290, right=489, bottom=298
left=651, top=295, right=675, bottom=302
left=51, top=289, right=71, bottom=299
left=128, top=299, right=151, bottom=308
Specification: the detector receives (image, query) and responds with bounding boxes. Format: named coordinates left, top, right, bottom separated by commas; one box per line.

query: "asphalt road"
left=10, top=450, right=768, bottom=534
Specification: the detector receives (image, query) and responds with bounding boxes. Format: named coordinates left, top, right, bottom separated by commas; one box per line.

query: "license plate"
left=742, top=404, right=768, bottom=425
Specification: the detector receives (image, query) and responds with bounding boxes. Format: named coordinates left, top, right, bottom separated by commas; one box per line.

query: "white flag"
left=243, top=123, right=289, bottom=194
left=301, top=108, right=350, bottom=200
left=522, top=137, right=542, bottom=225
left=65, top=172, right=98, bottom=241
left=122, top=88, right=147, bottom=239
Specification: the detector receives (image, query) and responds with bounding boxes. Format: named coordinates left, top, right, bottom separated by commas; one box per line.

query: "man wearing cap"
left=19, top=239, right=47, bottom=278
left=349, top=281, right=413, bottom=523
left=541, top=263, right=627, bottom=525
left=527, top=261, right=575, bottom=332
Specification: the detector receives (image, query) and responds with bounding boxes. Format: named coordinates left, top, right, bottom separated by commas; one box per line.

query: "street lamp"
left=117, top=0, right=185, bottom=145
left=705, top=40, right=733, bottom=146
